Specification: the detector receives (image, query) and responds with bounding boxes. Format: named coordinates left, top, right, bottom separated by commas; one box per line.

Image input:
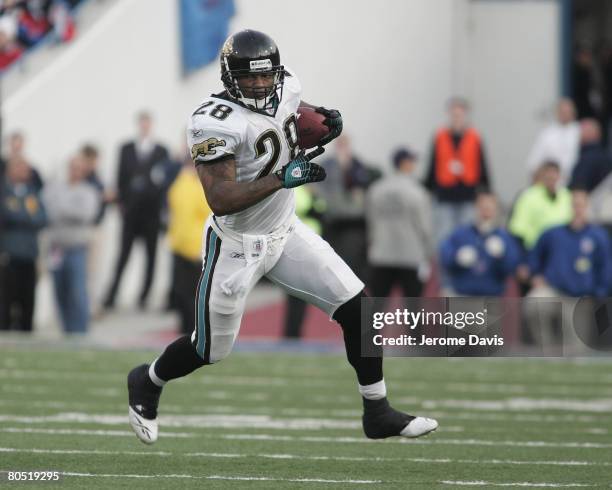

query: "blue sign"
left=180, top=0, right=235, bottom=75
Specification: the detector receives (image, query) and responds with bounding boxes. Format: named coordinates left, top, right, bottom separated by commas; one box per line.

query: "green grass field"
left=1, top=348, right=611, bottom=488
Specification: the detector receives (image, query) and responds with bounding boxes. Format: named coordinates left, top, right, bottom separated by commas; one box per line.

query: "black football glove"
left=275, top=147, right=326, bottom=189
left=315, top=106, right=343, bottom=146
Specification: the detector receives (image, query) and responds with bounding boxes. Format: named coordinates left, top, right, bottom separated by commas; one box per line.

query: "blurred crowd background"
left=1, top=0, right=612, bottom=350
left=0, top=0, right=80, bottom=69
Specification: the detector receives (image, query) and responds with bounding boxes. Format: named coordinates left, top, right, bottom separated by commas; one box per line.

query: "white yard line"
left=0, top=411, right=608, bottom=435
left=1, top=447, right=610, bottom=468
left=4, top=427, right=608, bottom=449
left=4, top=375, right=612, bottom=411
left=439, top=481, right=592, bottom=487
left=221, top=434, right=612, bottom=449
left=424, top=412, right=609, bottom=424
left=1, top=398, right=610, bottom=424
left=55, top=471, right=381, bottom=484
left=0, top=369, right=331, bottom=388
left=1, top=368, right=611, bottom=394
left=0, top=447, right=172, bottom=456
left=420, top=398, right=612, bottom=413
left=0, top=428, right=193, bottom=438
left=0, top=413, right=356, bottom=430
left=0, top=412, right=465, bottom=432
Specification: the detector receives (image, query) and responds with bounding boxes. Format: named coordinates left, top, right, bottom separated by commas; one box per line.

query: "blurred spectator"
left=528, top=189, right=610, bottom=297
left=160, top=143, right=189, bottom=312
left=17, top=0, right=49, bottom=47
left=166, top=149, right=210, bottom=334
left=0, top=156, right=47, bottom=332
left=439, top=189, right=520, bottom=296
left=569, top=119, right=612, bottom=191
left=48, top=0, right=75, bottom=43
left=80, top=143, right=112, bottom=313
left=573, top=45, right=597, bottom=119
left=43, top=155, right=99, bottom=334
left=526, top=98, right=580, bottom=183
left=589, top=165, right=612, bottom=251
left=318, top=134, right=379, bottom=280
left=0, top=1, right=21, bottom=27
left=1, top=131, right=43, bottom=190
left=366, top=148, right=432, bottom=300
left=525, top=189, right=611, bottom=352
left=0, top=131, right=42, bottom=323
left=508, top=161, right=572, bottom=253
left=424, top=97, right=491, bottom=245
left=103, top=111, right=169, bottom=310
left=0, top=0, right=79, bottom=72
left=600, top=43, right=612, bottom=146
left=0, top=22, right=22, bottom=69
left=283, top=185, right=326, bottom=338
left=508, top=161, right=572, bottom=344
left=80, top=143, right=112, bottom=224
left=508, top=161, right=572, bottom=296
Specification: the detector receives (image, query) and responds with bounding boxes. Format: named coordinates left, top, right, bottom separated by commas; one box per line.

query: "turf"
left=1, top=349, right=611, bottom=488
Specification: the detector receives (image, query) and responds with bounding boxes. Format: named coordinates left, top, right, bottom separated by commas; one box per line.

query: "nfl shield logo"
left=253, top=239, right=263, bottom=254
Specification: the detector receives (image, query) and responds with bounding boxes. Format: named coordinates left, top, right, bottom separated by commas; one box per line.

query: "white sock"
left=148, top=360, right=167, bottom=387
left=358, top=379, right=387, bottom=400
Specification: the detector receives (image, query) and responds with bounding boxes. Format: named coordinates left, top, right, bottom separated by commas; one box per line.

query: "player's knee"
left=333, top=289, right=367, bottom=329
left=208, top=333, right=236, bottom=364
left=210, top=293, right=243, bottom=316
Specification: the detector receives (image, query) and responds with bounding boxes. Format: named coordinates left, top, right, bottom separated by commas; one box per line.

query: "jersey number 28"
left=255, top=114, right=299, bottom=179
left=192, top=101, right=233, bottom=121
left=193, top=102, right=299, bottom=179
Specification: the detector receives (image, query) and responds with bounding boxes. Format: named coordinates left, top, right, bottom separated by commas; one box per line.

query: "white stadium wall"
left=3, top=0, right=458, bottom=181
left=1, top=0, right=559, bottom=329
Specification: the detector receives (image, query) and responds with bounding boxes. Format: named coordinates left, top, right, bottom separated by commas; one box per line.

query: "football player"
left=127, top=29, right=438, bottom=444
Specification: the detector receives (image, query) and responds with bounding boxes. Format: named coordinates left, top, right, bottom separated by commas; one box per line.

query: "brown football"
left=296, top=107, right=329, bottom=149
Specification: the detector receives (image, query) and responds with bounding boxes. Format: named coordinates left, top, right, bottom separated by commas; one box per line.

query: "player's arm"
left=197, top=156, right=282, bottom=217
left=299, top=101, right=342, bottom=146
left=197, top=149, right=326, bottom=217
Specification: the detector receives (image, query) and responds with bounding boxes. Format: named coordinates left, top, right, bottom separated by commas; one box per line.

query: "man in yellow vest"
left=167, top=152, right=212, bottom=334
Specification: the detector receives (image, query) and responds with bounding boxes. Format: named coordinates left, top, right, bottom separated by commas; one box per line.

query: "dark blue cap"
left=393, top=148, right=417, bottom=168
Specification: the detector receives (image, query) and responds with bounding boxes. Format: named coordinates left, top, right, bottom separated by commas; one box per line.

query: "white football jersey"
left=187, top=69, right=302, bottom=235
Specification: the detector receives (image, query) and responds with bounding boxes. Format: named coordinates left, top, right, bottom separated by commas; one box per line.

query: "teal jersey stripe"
left=197, top=230, right=218, bottom=358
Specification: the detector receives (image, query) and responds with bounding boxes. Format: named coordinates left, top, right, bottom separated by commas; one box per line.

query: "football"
left=296, top=107, right=329, bottom=149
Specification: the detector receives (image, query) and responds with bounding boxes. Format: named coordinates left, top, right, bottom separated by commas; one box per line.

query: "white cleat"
left=127, top=363, right=162, bottom=445
left=128, top=406, right=158, bottom=444
left=400, top=417, right=439, bottom=438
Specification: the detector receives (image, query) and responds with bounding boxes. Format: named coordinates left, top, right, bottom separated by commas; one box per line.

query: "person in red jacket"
left=0, top=28, right=22, bottom=70
left=424, top=97, right=491, bottom=246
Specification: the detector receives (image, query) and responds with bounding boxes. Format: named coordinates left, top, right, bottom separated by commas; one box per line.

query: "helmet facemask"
left=222, top=58, right=285, bottom=117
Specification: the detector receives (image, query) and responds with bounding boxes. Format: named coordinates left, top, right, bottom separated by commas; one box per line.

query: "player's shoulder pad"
left=188, top=96, right=248, bottom=135
left=283, top=66, right=302, bottom=97
left=187, top=96, right=248, bottom=164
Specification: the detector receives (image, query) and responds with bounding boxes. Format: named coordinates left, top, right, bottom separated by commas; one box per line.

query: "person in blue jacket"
left=440, top=188, right=520, bottom=296
left=525, top=188, right=611, bottom=353
left=0, top=157, right=47, bottom=331
left=528, top=189, right=611, bottom=297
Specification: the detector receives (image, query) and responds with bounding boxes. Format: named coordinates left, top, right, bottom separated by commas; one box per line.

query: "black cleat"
left=362, top=397, right=438, bottom=439
left=127, top=364, right=162, bottom=444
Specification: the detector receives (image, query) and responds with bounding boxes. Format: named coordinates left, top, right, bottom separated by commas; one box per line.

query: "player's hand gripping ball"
left=315, top=106, right=343, bottom=145
left=296, top=107, right=330, bottom=149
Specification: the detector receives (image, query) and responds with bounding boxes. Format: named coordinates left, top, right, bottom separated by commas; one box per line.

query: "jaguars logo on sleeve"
left=187, top=98, right=243, bottom=165
left=190, top=137, right=227, bottom=161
